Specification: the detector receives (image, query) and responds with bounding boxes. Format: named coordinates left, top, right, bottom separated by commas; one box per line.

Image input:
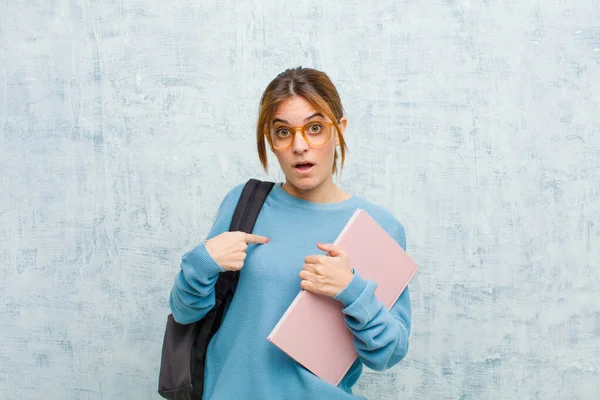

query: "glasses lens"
left=271, top=125, right=293, bottom=149
left=304, top=122, right=331, bottom=146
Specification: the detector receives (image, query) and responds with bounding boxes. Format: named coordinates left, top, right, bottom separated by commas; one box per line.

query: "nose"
left=291, top=128, right=309, bottom=154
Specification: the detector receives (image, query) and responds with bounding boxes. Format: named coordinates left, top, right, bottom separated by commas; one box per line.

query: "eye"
left=307, top=123, right=322, bottom=134
left=276, top=127, right=292, bottom=137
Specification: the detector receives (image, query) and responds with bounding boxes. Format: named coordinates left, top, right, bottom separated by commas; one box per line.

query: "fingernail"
left=266, top=238, right=270, bottom=243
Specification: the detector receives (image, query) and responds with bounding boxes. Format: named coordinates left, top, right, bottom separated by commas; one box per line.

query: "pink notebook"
left=267, top=209, right=419, bottom=386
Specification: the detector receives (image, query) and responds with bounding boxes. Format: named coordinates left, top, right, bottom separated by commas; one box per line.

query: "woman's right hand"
left=205, top=232, right=270, bottom=271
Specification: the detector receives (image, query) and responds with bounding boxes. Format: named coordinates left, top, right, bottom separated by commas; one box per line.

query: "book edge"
left=333, top=208, right=362, bottom=246
left=267, top=289, right=306, bottom=340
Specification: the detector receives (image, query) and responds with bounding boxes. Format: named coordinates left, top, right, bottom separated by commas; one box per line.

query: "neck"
left=282, top=177, right=350, bottom=204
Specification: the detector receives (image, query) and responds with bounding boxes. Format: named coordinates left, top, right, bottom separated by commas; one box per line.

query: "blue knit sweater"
left=169, top=182, right=411, bottom=399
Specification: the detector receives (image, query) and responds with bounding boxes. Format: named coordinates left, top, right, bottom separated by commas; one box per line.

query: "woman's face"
left=270, top=96, right=346, bottom=193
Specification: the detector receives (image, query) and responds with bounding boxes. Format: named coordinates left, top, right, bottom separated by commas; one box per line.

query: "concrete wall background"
left=1, top=0, right=599, bottom=399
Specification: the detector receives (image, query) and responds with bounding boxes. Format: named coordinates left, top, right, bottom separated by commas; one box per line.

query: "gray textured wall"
left=1, top=0, right=599, bottom=399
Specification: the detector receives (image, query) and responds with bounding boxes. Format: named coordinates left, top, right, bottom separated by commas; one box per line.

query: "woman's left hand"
left=299, top=243, right=354, bottom=297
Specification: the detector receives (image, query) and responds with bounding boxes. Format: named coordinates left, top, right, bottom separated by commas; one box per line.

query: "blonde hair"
left=256, top=67, right=348, bottom=174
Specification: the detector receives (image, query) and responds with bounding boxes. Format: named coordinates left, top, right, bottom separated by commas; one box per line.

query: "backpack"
left=158, top=179, right=275, bottom=399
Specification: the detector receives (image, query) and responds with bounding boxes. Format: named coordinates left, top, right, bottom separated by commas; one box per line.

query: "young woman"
left=169, top=67, right=412, bottom=399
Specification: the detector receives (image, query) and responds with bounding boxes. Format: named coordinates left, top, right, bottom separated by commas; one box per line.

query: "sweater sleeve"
left=333, top=223, right=412, bottom=371
left=169, top=186, right=240, bottom=324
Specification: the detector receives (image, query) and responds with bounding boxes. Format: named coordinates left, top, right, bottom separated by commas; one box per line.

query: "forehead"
left=272, top=96, right=321, bottom=121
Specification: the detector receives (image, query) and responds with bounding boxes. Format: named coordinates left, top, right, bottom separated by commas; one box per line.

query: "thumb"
left=317, top=242, right=344, bottom=257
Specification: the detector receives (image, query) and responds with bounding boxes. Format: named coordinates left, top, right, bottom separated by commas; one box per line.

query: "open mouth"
left=294, top=162, right=314, bottom=172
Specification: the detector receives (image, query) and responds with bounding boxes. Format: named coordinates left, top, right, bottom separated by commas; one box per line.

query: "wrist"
left=204, top=238, right=222, bottom=268
left=345, top=268, right=355, bottom=285
left=183, top=241, right=224, bottom=279
left=334, top=269, right=355, bottom=297
left=334, top=272, right=368, bottom=307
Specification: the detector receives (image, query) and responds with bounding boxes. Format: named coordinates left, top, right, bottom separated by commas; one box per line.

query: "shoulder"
left=352, top=195, right=407, bottom=250
left=212, top=182, right=247, bottom=219
left=224, top=182, right=247, bottom=204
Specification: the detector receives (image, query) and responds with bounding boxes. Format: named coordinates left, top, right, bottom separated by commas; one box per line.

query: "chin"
left=285, top=175, right=324, bottom=192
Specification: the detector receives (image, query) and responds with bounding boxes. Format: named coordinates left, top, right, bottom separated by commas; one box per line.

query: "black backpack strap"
left=230, top=178, right=275, bottom=233
left=230, top=178, right=260, bottom=232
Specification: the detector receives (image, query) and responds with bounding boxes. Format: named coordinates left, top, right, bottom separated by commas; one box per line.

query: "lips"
left=294, top=162, right=314, bottom=172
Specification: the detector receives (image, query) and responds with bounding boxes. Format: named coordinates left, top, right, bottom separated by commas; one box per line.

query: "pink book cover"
left=266, top=209, right=419, bottom=386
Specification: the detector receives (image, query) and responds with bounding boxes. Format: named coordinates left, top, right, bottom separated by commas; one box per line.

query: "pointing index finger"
left=244, top=233, right=270, bottom=244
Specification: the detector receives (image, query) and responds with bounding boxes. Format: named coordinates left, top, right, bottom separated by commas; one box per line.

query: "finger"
left=301, top=265, right=323, bottom=277
left=230, top=261, right=244, bottom=271
left=300, top=280, right=316, bottom=292
left=316, top=242, right=344, bottom=257
left=302, top=263, right=319, bottom=274
left=244, top=233, right=270, bottom=244
left=304, top=255, right=321, bottom=264
left=298, top=270, right=314, bottom=282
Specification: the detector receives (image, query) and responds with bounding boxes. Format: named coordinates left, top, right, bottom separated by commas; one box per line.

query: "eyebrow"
left=272, top=112, right=325, bottom=125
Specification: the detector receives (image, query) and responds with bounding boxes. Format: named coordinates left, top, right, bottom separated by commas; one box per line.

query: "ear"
left=335, top=117, right=347, bottom=146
